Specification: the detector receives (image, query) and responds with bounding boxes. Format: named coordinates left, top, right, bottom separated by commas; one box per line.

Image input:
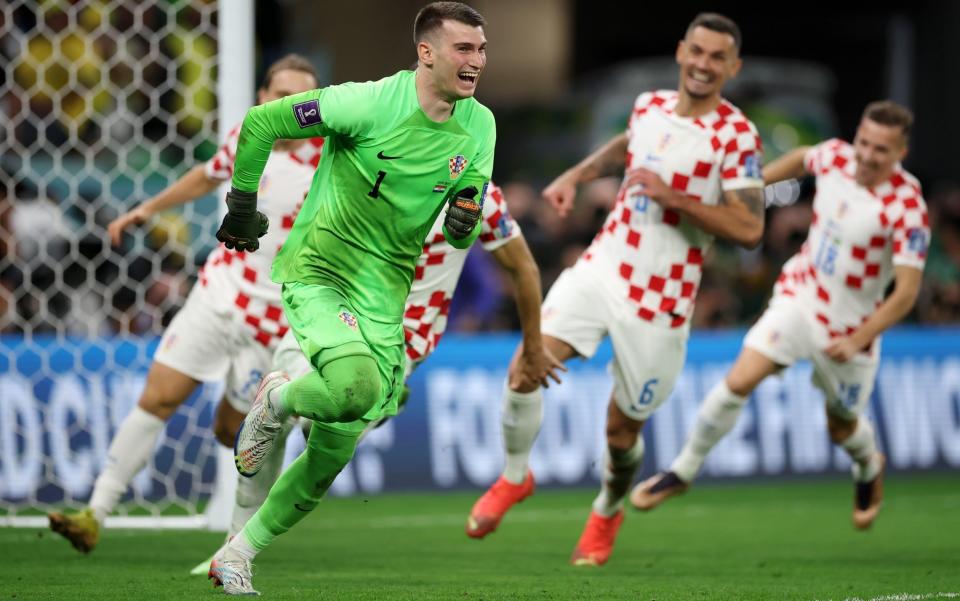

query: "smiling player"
left=205, top=3, right=558, bottom=595
left=632, top=101, right=928, bottom=531
left=465, top=13, right=766, bottom=567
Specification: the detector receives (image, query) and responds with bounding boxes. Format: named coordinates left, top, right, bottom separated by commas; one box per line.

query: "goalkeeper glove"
left=443, top=186, right=482, bottom=240
left=216, top=188, right=269, bottom=252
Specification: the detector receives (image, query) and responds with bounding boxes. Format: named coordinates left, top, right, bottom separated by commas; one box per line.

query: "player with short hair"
left=465, top=12, right=766, bottom=567
left=189, top=181, right=556, bottom=575
left=631, top=101, right=928, bottom=531
left=47, top=54, right=323, bottom=554
left=208, top=3, right=559, bottom=594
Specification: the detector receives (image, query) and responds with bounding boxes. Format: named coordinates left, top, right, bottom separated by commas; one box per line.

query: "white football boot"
left=208, top=543, right=258, bottom=596
left=235, top=371, right=290, bottom=477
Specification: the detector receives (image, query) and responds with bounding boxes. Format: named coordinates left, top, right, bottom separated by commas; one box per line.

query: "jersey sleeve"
left=626, top=91, right=657, bottom=139
left=890, top=193, right=930, bottom=270
left=803, top=138, right=845, bottom=176
left=231, top=83, right=378, bottom=193
left=719, top=117, right=764, bottom=191
left=204, top=123, right=242, bottom=182
left=479, top=183, right=522, bottom=251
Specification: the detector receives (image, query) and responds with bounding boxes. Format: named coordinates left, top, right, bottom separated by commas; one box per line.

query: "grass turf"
left=2, top=473, right=958, bottom=600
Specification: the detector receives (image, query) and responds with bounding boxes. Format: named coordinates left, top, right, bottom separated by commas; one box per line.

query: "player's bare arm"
left=761, top=146, right=812, bottom=185
left=491, top=237, right=566, bottom=390
left=624, top=167, right=764, bottom=247
left=107, top=165, right=220, bottom=246
left=824, top=265, right=923, bottom=362
left=543, top=133, right=629, bottom=218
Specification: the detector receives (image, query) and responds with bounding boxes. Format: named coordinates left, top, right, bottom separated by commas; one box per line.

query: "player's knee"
left=605, top=400, right=643, bottom=449
left=826, top=413, right=857, bottom=444
left=323, top=354, right=381, bottom=422
left=605, top=417, right=641, bottom=450
left=725, top=371, right=761, bottom=398
left=137, top=386, right=180, bottom=420
left=606, top=428, right=639, bottom=451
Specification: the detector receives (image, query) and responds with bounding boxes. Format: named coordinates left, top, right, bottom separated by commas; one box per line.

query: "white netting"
left=0, top=0, right=224, bottom=524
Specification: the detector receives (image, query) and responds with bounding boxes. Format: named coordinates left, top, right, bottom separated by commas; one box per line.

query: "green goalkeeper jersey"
left=230, top=69, right=496, bottom=323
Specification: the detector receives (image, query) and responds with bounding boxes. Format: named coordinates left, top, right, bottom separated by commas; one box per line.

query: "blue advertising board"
left=2, top=328, right=958, bottom=504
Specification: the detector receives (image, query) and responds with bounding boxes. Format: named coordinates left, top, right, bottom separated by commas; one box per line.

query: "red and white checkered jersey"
left=403, top=183, right=521, bottom=363
left=580, top=90, right=763, bottom=330
left=773, top=138, right=929, bottom=338
left=199, top=123, right=324, bottom=348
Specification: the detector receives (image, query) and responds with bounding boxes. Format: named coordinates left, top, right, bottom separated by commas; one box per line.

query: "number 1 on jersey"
left=368, top=170, right=387, bottom=199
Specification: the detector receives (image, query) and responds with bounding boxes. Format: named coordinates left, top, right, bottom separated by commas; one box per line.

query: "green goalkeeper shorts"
left=281, top=281, right=405, bottom=434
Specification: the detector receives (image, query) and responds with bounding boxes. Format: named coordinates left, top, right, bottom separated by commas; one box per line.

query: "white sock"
left=228, top=529, right=259, bottom=562
left=88, top=406, right=166, bottom=523
left=592, top=438, right=645, bottom=517
left=671, top=381, right=748, bottom=483
left=228, top=421, right=291, bottom=537
left=841, top=418, right=881, bottom=482
left=501, top=386, right=543, bottom=484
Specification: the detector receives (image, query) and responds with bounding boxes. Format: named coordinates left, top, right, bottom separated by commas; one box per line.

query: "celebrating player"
left=196, top=181, right=557, bottom=573
left=465, top=13, right=766, bottom=567
left=47, top=54, right=323, bottom=554
left=631, top=101, right=928, bottom=531
left=209, top=3, right=558, bottom=595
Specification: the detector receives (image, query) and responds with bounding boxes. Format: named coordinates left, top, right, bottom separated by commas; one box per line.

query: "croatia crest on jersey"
left=448, top=155, right=468, bottom=179
left=338, top=310, right=358, bottom=330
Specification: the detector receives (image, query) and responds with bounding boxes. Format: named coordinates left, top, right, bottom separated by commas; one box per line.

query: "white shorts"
left=541, top=266, right=688, bottom=421
left=154, top=285, right=273, bottom=412
left=743, top=295, right=879, bottom=418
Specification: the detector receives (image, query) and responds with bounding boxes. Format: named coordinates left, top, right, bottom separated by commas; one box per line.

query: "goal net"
left=0, top=0, right=245, bottom=528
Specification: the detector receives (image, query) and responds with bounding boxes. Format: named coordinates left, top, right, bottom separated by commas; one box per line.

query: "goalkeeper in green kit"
left=208, top=2, right=502, bottom=594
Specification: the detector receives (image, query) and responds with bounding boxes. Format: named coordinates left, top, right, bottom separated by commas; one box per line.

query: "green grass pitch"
left=2, top=474, right=957, bottom=600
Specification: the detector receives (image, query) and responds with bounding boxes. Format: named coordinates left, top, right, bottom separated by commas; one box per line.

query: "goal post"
left=0, top=0, right=254, bottom=530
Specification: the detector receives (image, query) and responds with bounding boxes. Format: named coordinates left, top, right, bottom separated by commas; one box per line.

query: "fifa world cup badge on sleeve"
left=907, top=229, right=929, bottom=254
left=744, top=153, right=762, bottom=179
left=293, top=99, right=322, bottom=128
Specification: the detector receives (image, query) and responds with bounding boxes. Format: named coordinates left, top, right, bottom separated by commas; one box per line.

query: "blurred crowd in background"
left=1, top=1, right=958, bottom=339
left=4, top=168, right=959, bottom=338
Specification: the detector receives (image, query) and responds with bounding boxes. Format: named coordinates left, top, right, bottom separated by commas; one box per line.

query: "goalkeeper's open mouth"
left=458, top=70, right=480, bottom=86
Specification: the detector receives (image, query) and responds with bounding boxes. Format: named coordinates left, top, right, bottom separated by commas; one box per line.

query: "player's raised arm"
left=543, top=132, right=629, bottom=218
left=761, top=146, right=812, bottom=185
left=219, top=82, right=376, bottom=252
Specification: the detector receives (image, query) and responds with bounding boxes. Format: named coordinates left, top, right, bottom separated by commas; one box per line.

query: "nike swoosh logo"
left=294, top=502, right=317, bottom=512
left=377, top=151, right=402, bottom=160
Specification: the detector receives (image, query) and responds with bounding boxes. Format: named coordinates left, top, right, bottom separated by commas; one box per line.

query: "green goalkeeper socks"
left=241, top=422, right=360, bottom=551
